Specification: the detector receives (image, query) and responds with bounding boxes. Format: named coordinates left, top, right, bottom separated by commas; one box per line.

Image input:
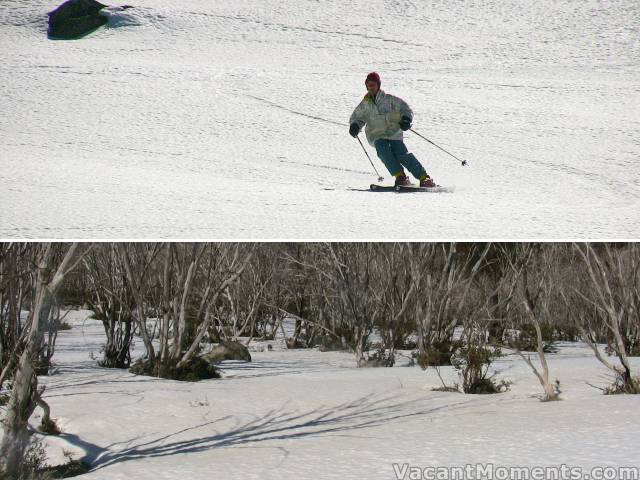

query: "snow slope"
left=2, top=310, right=639, bottom=479
left=1, top=0, right=639, bottom=239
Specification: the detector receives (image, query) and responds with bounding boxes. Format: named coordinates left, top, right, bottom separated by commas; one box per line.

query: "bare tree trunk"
left=572, top=243, right=637, bottom=392
left=411, top=243, right=490, bottom=362
left=159, top=242, right=172, bottom=364
left=0, top=244, right=31, bottom=391
left=117, top=244, right=156, bottom=365
left=34, top=387, right=57, bottom=433
left=0, top=356, right=16, bottom=391
left=177, top=248, right=254, bottom=368
left=0, top=243, right=88, bottom=478
left=171, top=244, right=202, bottom=360
left=516, top=318, right=558, bottom=401
left=508, top=245, right=560, bottom=401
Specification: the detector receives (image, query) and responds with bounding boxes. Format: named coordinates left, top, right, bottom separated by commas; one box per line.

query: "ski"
left=369, top=184, right=397, bottom=192
left=396, top=184, right=453, bottom=193
left=369, top=184, right=453, bottom=193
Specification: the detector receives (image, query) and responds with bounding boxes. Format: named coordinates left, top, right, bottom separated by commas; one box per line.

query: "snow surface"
left=2, top=310, right=639, bottom=479
left=1, top=0, right=639, bottom=239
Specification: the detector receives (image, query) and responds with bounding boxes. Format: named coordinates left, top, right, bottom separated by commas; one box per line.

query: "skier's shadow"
left=60, top=392, right=477, bottom=472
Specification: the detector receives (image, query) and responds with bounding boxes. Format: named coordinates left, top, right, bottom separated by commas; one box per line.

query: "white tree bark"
left=0, top=243, right=89, bottom=478
left=573, top=243, right=635, bottom=388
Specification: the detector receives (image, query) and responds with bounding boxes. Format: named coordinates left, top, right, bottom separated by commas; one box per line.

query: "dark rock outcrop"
left=203, top=341, right=252, bottom=364
left=47, top=0, right=108, bottom=39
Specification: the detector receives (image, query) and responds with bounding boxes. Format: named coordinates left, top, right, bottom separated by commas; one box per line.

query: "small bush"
left=44, top=460, right=91, bottom=479
left=97, top=344, right=131, bottom=369
left=553, top=325, right=580, bottom=342
left=398, top=339, right=418, bottom=350
left=57, top=322, right=72, bottom=331
left=0, top=440, right=91, bottom=480
left=2, top=437, right=50, bottom=480
left=603, top=374, right=640, bottom=395
left=34, top=358, right=51, bottom=376
left=366, top=346, right=395, bottom=367
left=39, top=417, right=62, bottom=436
left=414, top=340, right=461, bottom=369
left=316, top=335, right=347, bottom=352
left=464, top=377, right=512, bottom=394
left=510, top=324, right=555, bottom=352
left=452, top=345, right=509, bottom=394
left=128, top=360, right=150, bottom=376
left=605, top=338, right=640, bottom=358
left=286, top=337, right=307, bottom=349
left=130, top=357, right=220, bottom=382
left=506, top=332, right=557, bottom=354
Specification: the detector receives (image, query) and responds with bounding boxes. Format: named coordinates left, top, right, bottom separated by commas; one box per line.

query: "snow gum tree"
left=0, top=243, right=32, bottom=392
left=83, top=244, right=136, bottom=368
left=408, top=243, right=490, bottom=367
left=0, top=243, right=91, bottom=479
left=565, top=243, right=639, bottom=393
left=504, top=243, right=561, bottom=401
left=118, top=243, right=255, bottom=378
left=325, top=243, right=385, bottom=367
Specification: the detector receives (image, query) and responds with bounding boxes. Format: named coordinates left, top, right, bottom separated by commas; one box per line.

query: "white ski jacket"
left=349, top=90, right=413, bottom=146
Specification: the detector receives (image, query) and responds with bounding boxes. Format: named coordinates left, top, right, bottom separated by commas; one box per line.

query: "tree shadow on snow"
left=216, top=359, right=336, bottom=379
left=61, top=392, right=478, bottom=472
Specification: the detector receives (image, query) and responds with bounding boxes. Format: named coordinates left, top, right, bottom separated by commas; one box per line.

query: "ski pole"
left=356, top=135, right=384, bottom=182
left=409, top=129, right=468, bottom=167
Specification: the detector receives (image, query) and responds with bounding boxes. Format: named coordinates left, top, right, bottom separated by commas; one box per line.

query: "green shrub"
left=452, top=345, right=510, bottom=394
left=44, top=460, right=91, bottom=479
left=511, top=324, right=555, bottom=351
left=464, top=377, right=512, bottom=394
left=414, top=340, right=461, bottom=369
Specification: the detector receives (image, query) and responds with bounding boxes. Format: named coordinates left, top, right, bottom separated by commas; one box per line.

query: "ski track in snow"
left=3, top=310, right=640, bottom=479
left=1, top=0, right=639, bottom=238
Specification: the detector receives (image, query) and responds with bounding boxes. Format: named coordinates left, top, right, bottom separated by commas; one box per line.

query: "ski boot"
left=394, top=174, right=412, bottom=187
left=419, top=174, right=436, bottom=188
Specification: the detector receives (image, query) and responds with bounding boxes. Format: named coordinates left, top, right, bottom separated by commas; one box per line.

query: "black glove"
left=399, top=115, right=412, bottom=131
left=349, top=123, right=360, bottom=138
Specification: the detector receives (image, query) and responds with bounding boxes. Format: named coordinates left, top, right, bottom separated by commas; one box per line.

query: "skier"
left=349, top=72, right=436, bottom=187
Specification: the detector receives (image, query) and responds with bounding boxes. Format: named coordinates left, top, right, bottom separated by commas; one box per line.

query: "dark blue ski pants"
left=374, top=139, right=426, bottom=178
